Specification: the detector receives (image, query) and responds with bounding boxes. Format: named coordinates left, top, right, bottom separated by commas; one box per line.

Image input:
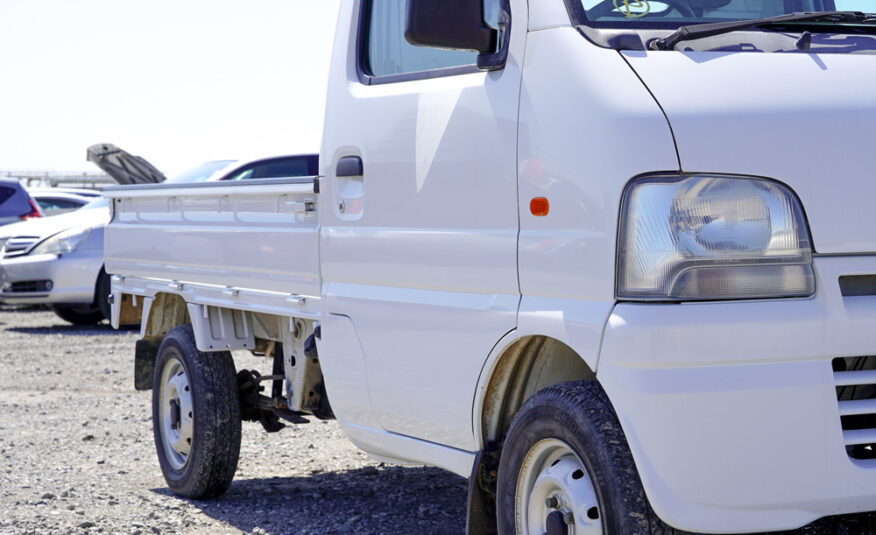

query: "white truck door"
left=320, top=0, right=525, bottom=451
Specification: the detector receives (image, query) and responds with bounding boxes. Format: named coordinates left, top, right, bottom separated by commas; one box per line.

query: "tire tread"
left=153, top=324, right=241, bottom=499
left=497, top=380, right=689, bottom=535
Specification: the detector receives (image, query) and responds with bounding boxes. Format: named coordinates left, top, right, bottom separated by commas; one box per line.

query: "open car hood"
left=87, top=143, right=166, bottom=185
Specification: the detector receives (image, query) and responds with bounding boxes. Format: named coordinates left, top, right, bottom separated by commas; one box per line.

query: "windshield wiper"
left=650, top=11, right=874, bottom=50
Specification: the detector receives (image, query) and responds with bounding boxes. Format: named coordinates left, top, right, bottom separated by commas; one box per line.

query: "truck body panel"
left=317, top=0, right=527, bottom=451
left=105, top=178, right=319, bottom=300
left=625, top=50, right=876, bottom=254
left=599, top=255, right=876, bottom=532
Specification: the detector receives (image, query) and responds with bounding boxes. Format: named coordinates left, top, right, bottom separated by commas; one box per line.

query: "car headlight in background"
left=29, top=226, right=92, bottom=256
left=617, top=174, right=814, bottom=301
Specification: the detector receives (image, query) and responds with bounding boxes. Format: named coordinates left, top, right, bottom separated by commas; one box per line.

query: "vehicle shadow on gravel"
left=152, top=465, right=467, bottom=535
left=6, top=322, right=139, bottom=335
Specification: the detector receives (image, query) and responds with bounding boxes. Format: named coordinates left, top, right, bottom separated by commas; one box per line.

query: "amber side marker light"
left=530, top=197, right=549, bottom=216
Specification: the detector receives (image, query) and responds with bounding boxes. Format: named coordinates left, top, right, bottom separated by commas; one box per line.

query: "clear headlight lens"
left=29, top=226, right=92, bottom=256
left=617, top=175, right=814, bottom=301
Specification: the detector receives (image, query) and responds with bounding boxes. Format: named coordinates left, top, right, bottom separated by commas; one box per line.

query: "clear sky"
left=0, top=1, right=339, bottom=175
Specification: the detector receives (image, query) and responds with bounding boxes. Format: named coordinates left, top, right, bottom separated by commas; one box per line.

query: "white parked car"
left=0, top=200, right=111, bottom=323
left=0, top=153, right=317, bottom=324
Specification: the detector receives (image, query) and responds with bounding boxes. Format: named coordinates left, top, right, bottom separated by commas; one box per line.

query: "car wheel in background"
left=51, top=304, right=105, bottom=325
left=95, top=268, right=111, bottom=321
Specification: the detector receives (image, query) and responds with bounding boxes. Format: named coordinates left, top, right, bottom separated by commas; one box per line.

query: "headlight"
left=617, top=174, right=814, bottom=301
left=29, top=227, right=92, bottom=256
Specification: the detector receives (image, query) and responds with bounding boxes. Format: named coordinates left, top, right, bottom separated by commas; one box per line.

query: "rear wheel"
left=152, top=324, right=241, bottom=498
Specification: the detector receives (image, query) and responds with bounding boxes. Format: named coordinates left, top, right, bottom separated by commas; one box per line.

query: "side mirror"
left=404, top=0, right=497, bottom=54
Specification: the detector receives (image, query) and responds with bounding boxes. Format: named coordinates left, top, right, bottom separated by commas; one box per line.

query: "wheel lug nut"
left=545, top=496, right=560, bottom=509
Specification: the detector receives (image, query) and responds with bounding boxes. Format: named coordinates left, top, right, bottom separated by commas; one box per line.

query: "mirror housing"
left=405, top=0, right=497, bottom=54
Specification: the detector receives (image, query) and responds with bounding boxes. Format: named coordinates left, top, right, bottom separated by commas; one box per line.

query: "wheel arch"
left=131, top=292, right=192, bottom=391
left=141, top=292, right=191, bottom=343
left=475, top=334, right=596, bottom=449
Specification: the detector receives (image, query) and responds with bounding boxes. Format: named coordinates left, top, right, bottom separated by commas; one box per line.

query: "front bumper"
left=0, top=249, right=102, bottom=305
left=598, top=255, right=876, bottom=533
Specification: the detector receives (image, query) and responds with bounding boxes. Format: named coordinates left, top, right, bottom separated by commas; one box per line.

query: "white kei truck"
left=103, top=0, right=876, bottom=533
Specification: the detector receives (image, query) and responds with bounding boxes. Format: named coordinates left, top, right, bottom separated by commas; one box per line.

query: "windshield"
left=80, top=197, right=109, bottom=210
left=574, top=0, right=873, bottom=27
left=164, top=160, right=237, bottom=184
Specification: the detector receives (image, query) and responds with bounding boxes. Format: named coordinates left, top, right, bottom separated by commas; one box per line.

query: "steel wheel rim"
left=158, top=355, right=194, bottom=471
left=515, top=438, right=603, bottom=535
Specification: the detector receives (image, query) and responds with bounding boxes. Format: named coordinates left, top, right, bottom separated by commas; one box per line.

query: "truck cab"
left=319, top=0, right=876, bottom=531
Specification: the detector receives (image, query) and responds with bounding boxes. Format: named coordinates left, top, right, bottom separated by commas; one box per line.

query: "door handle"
left=336, top=156, right=363, bottom=177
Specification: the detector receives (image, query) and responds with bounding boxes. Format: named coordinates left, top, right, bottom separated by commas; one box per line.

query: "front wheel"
left=497, top=381, right=681, bottom=535
left=152, top=324, right=241, bottom=499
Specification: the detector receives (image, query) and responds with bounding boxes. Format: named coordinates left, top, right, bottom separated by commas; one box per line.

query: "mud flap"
left=466, top=447, right=501, bottom=535
left=134, top=339, right=161, bottom=390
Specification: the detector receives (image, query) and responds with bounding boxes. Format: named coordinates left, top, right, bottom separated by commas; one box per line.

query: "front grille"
left=1, top=280, right=52, bottom=293
left=833, top=356, right=876, bottom=460
left=1, top=236, right=40, bottom=258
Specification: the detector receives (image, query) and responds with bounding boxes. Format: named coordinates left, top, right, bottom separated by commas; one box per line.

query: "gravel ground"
left=4, top=304, right=876, bottom=535
left=0, top=305, right=466, bottom=535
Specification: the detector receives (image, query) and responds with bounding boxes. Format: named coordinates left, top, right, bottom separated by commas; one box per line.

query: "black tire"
left=95, top=268, right=111, bottom=321
left=51, top=304, right=104, bottom=325
left=497, top=381, right=686, bottom=535
left=152, top=324, right=241, bottom=499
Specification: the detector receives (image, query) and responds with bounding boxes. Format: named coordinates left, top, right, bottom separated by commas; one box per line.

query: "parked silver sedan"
left=0, top=199, right=110, bottom=323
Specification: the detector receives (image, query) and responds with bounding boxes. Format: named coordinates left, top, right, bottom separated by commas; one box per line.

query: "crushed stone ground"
left=0, top=305, right=466, bottom=535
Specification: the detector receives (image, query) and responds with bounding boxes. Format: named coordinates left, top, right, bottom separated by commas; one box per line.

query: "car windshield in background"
left=164, top=160, right=237, bottom=184
left=575, top=0, right=874, bottom=27
left=221, top=155, right=319, bottom=181
left=80, top=198, right=109, bottom=210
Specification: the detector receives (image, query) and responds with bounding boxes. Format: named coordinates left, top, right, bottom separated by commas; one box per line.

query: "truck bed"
left=103, top=177, right=320, bottom=318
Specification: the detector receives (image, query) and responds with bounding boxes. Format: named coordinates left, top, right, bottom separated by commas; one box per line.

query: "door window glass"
left=0, top=186, right=14, bottom=205
left=364, top=0, right=477, bottom=77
